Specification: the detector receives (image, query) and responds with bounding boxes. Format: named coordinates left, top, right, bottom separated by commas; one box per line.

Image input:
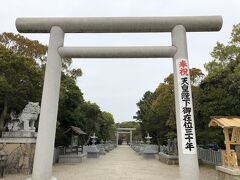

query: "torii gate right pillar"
left=172, top=25, right=199, bottom=180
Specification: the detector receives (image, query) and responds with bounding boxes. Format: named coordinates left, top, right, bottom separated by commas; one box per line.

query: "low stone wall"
left=2, top=143, right=35, bottom=174
left=59, top=153, right=87, bottom=163
left=159, top=152, right=178, bottom=165
left=217, top=171, right=240, bottom=180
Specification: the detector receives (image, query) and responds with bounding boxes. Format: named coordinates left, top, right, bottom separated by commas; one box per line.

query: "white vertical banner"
left=176, top=58, right=197, bottom=154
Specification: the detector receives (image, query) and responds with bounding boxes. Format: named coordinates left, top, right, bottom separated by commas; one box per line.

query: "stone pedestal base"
left=2, top=131, right=37, bottom=138
left=26, top=176, right=57, bottom=180
left=104, top=145, right=110, bottom=152
left=138, top=145, right=146, bottom=155
left=159, top=152, right=178, bottom=165
left=143, top=153, right=157, bottom=159
left=108, top=145, right=114, bottom=151
left=87, top=152, right=100, bottom=158
left=0, top=138, right=36, bottom=144
left=216, top=166, right=240, bottom=180
left=134, top=147, right=140, bottom=153
left=142, top=145, right=157, bottom=159
left=0, top=131, right=37, bottom=144
left=0, top=143, right=35, bottom=174
left=99, top=148, right=106, bottom=155
left=59, top=153, right=86, bottom=163
left=87, top=145, right=100, bottom=158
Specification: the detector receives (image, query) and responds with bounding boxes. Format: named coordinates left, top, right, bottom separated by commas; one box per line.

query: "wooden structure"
left=209, top=116, right=240, bottom=168
left=64, top=126, right=86, bottom=154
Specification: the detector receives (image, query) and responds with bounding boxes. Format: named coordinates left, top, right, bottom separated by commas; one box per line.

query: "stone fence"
left=54, top=143, right=116, bottom=163
left=197, top=147, right=222, bottom=166
left=159, top=145, right=223, bottom=166
left=131, top=144, right=159, bottom=153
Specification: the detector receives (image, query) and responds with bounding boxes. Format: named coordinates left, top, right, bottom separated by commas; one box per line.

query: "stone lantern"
left=87, top=133, right=100, bottom=158
left=145, top=133, right=152, bottom=144
left=143, top=133, right=158, bottom=159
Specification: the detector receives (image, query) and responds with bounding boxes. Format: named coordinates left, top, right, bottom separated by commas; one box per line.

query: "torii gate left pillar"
left=29, top=26, right=64, bottom=180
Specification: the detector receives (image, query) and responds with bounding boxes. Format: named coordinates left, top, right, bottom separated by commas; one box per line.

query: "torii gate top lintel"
left=16, top=16, right=222, bottom=33
left=117, top=128, right=136, bottom=131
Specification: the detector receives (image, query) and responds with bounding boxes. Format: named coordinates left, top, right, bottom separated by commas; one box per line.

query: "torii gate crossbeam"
left=16, top=16, right=223, bottom=180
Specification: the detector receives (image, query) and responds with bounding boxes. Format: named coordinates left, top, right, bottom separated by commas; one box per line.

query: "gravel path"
left=4, top=145, right=217, bottom=180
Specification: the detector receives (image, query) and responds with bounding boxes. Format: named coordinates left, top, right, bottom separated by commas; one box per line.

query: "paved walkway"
left=5, top=145, right=217, bottom=180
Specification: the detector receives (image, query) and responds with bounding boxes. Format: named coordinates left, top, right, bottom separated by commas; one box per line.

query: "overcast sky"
left=0, top=0, right=239, bottom=122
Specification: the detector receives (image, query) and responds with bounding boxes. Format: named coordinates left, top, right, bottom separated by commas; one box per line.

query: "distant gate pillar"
left=130, top=130, right=133, bottom=145
left=116, top=132, right=119, bottom=146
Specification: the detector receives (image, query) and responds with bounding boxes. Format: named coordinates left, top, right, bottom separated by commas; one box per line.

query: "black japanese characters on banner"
left=178, top=59, right=196, bottom=153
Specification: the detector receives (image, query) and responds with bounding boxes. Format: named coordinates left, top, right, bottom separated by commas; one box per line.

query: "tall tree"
left=0, top=32, right=47, bottom=64
left=0, top=45, right=43, bottom=130
left=98, top=112, right=116, bottom=141
left=196, top=23, right=240, bottom=145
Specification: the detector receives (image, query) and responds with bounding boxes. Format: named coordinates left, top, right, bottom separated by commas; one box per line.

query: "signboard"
left=177, top=59, right=197, bottom=154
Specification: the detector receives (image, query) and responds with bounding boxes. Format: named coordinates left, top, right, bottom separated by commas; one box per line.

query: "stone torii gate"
left=16, top=16, right=222, bottom=180
left=116, top=128, right=136, bottom=145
